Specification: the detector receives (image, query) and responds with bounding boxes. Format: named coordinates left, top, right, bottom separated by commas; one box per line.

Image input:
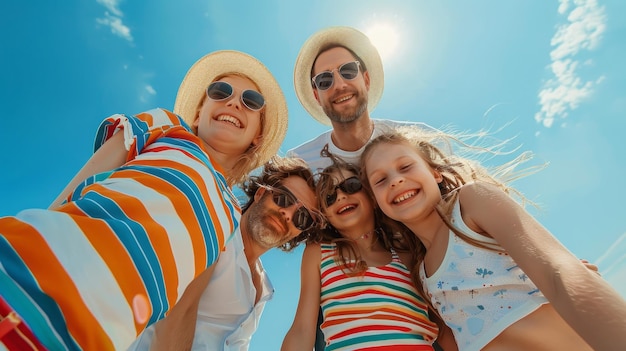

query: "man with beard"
left=128, top=156, right=320, bottom=350
left=287, top=26, right=436, bottom=172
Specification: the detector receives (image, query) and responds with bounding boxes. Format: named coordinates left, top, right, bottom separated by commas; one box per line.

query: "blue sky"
left=1, top=0, right=624, bottom=350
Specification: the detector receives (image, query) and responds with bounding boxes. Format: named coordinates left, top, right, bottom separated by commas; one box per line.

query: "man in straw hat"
left=286, top=26, right=445, bottom=351
left=0, top=50, right=297, bottom=350
left=287, top=26, right=436, bottom=172
left=130, top=155, right=319, bottom=350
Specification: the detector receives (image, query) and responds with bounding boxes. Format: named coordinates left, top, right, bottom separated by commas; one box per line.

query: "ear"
left=251, top=132, right=262, bottom=147
left=253, top=186, right=266, bottom=202
left=433, top=169, right=443, bottom=183
left=363, top=70, right=371, bottom=91
left=313, top=87, right=321, bottom=104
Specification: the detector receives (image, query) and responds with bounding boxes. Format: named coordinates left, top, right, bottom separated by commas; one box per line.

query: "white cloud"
left=596, top=232, right=626, bottom=299
left=145, top=85, right=156, bottom=96
left=96, top=0, right=123, bottom=17
left=534, top=0, right=606, bottom=128
left=95, top=0, right=133, bottom=43
left=139, top=85, right=157, bottom=103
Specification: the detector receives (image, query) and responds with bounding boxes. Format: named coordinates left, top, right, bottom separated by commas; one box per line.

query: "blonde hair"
left=193, top=72, right=266, bottom=186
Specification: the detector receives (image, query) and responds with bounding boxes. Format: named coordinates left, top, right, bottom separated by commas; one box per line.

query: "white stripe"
left=100, top=177, right=196, bottom=300
left=20, top=209, right=136, bottom=349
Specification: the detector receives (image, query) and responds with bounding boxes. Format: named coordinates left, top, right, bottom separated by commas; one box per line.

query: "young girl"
left=0, top=50, right=288, bottom=350
left=282, top=148, right=450, bottom=351
left=360, top=126, right=626, bottom=351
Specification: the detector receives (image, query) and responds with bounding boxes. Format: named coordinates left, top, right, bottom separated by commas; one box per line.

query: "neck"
left=200, top=140, right=238, bottom=177
left=239, top=217, right=265, bottom=268
left=330, top=114, right=374, bottom=152
left=352, top=228, right=379, bottom=252
left=403, top=213, right=447, bottom=250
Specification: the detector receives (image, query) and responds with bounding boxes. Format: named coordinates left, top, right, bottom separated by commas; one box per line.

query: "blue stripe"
left=0, top=235, right=77, bottom=350
left=73, top=194, right=168, bottom=326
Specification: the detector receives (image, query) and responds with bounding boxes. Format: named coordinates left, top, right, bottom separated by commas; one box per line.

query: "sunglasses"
left=259, top=183, right=319, bottom=232
left=206, top=81, right=265, bottom=111
left=325, top=176, right=363, bottom=207
left=311, top=61, right=361, bottom=91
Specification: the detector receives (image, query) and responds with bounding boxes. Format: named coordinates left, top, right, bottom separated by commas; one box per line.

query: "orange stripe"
left=62, top=202, right=150, bottom=335
left=79, top=183, right=179, bottom=316
left=119, top=154, right=239, bottom=268
left=1, top=217, right=114, bottom=350
left=109, top=168, right=207, bottom=274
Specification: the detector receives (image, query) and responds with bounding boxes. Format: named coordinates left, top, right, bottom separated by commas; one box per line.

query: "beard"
left=244, top=202, right=290, bottom=249
left=323, top=91, right=368, bottom=124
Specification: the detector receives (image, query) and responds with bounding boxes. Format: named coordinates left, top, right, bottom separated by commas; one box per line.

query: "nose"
left=335, top=188, right=348, bottom=202
left=279, top=203, right=300, bottom=226
left=390, top=175, right=404, bottom=187
left=225, top=92, right=243, bottom=110
left=331, top=70, right=349, bottom=89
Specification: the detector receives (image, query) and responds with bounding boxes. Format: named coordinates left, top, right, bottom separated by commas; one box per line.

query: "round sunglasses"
left=325, top=176, right=363, bottom=207
left=259, top=184, right=319, bottom=232
left=206, top=81, right=265, bottom=111
left=311, top=61, right=361, bottom=91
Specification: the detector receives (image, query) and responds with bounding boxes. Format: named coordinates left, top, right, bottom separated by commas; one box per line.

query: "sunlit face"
left=193, top=75, right=263, bottom=157
left=322, top=169, right=374, bottom=235
left=364, top=142, right=443, bottom=224
left=245, top=175, right=318, bottom=249
left=312, top=47, right=370, bottom=124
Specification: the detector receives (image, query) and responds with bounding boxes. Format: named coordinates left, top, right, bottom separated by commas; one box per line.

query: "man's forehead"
left=281, top=176, right=317, bottom=208
left=314, top=47, right=356, bottom=72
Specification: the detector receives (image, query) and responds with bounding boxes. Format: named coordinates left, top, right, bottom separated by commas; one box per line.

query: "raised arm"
left=281, top=243, right=323, bottom=351
left=460, top=182, right=626, bottom=351
left=49, top=131, right=128, bottom=209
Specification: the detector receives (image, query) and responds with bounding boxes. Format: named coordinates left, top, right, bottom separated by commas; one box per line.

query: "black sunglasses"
left=259, top=184, right=319, bottom=232
left=206, top=81, right=265, bottom=111
left=311, top=61, right=361, bottom=91
left=325, top=176, right=363, bottom=207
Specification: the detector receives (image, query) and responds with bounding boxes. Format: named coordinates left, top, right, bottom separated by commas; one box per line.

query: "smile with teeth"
left=217, top=115, right=242, bottom=128
left=337, top=204, right=356, bottom=214
left=393, top=190, right=417, bottom=204
left=334, top=95, right=353, bottom=104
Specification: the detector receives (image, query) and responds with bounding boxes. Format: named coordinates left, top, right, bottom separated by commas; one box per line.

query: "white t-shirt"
left=128, top=227, right=273, bottom=350
left=287, top=119, right=436, bottom=172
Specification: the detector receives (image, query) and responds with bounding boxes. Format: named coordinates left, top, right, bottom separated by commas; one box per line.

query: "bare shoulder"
left=458, top=182, right=515, bottom=214
left=302, top=242, right=322, bottom=264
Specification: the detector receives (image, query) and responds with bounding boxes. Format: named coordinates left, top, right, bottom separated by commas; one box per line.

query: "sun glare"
left=365, top=23, right=399, bottom=61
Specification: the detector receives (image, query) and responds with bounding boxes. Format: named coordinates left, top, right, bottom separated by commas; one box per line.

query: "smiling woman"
left=365, top=23, right=400, bottom=61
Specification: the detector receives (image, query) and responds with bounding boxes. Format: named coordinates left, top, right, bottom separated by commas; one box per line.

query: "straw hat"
left=294, top=26, right=384, bottom=126
left=174, top=50, right=288, bottom=168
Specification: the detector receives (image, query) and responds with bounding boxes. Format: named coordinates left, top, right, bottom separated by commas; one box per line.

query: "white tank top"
left=419, top=198, right=548, bottom=351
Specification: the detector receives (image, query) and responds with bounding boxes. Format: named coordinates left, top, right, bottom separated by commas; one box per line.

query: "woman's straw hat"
left=294, top=26, right=384, bottom=126
left=174, top=50, right=288, bottom=167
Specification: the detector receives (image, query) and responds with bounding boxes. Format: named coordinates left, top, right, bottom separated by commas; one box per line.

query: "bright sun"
left=365, top=23, right=399, bottom=60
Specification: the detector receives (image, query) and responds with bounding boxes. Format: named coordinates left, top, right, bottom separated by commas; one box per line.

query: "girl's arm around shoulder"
left=281, top=243, right=323, bottom=351
left=458, top=182, right=626, bottom=351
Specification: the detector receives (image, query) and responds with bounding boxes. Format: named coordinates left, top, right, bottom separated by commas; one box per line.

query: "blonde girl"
left=360, top=126, right=626, bottom=351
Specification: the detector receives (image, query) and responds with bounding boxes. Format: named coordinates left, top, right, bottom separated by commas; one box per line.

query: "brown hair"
left=310, top=144, right=416, bottom=277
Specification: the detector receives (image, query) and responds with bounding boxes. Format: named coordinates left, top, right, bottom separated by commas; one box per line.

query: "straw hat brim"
left=294, top=26, right=384, bottom=126
left=174, top=50, right=288, bottom=167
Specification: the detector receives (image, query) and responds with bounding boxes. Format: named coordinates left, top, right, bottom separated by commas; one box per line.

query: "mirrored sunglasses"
left=259, top=184, right=319, bottom=232
left=325, top=176, right=363, bottom=207
left=311, top=61, right=361, bottom=91
left=206, top=81, right=265, bottom=111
